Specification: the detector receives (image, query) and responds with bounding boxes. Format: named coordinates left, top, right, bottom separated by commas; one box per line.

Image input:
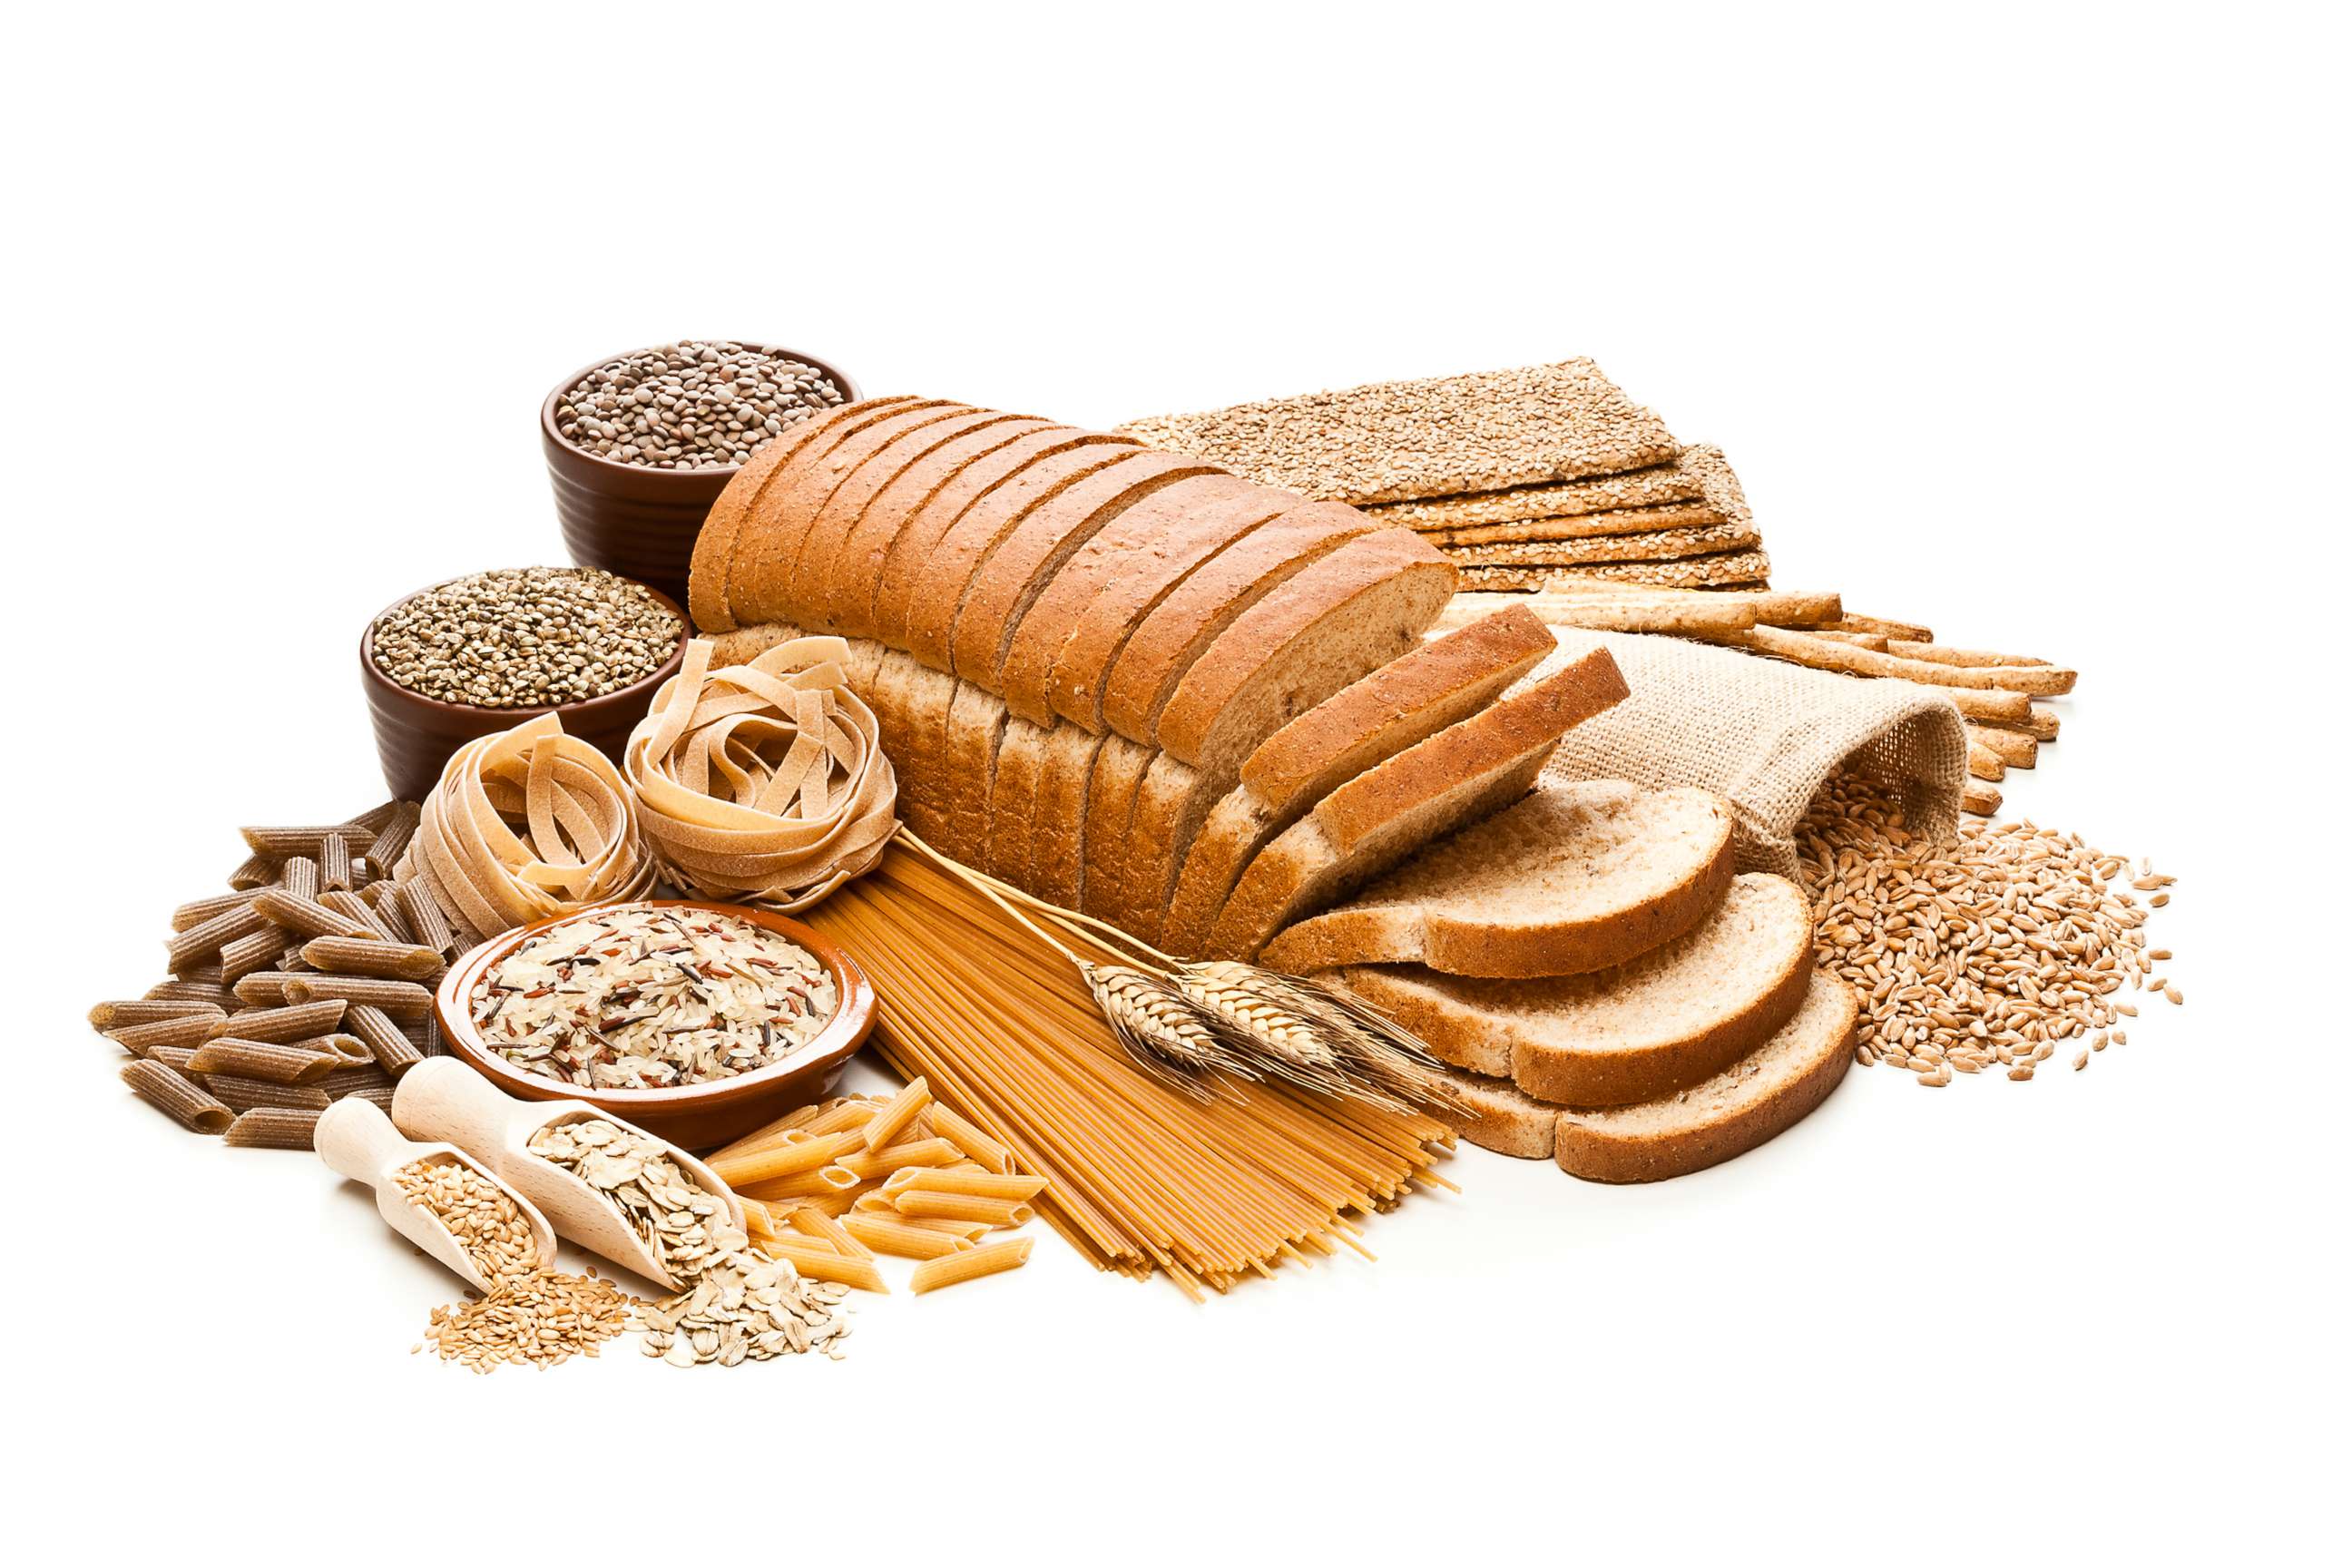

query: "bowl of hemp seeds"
left=541, top=339, right=859, bottom=611
left=359, top=565, right=690, bottom=801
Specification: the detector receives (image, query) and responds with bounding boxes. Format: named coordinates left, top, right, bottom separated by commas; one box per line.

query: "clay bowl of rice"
left=435, top=900, right=876, bottom=1151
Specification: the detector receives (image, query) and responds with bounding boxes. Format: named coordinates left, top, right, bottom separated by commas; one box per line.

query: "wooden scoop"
left=390, top=1058, right=745, bottom=1291
left=314, top=1096, right=558, bottom=1293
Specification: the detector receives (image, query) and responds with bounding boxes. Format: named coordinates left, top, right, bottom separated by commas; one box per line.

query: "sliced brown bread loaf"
left=1079, top=736, right=1156, bottom=921
left=688, top=396, right=919, bottom=631
left=731, top=399, right=959, bottom=629
left=1025, top=725, right=1110, bottom=910
left=899, top=444, right=1151, bottom=671
left=790, top=409, right=1034, bottom=632
left=1203, top=652, right=1630, bottom=961
left=946, top=450, right=1222, bottom=689
left=701, top=621, right=808, bottom=670
left=821, top=418, right=1057, bottom=639
left=1159, top=606, right=1556, bottom=956
left=1320, top=872, right=1815, bottom=1104
left=999, top=475, right=1277, bottom=725
left=756, top=402, right=976, bottom=602
left=1259, top=780, right=1732, bottom=978
left=1428, top=1065, right=1561, bottom=1160
left=938, top=681, right=1008, bottom=866
left=1094, top=503, right=1382, bottom=743
left=868, top=428, right=1134, bottom=649
left=1115, top=753, right=1212, bottom=945
left=1552, top=970, right=1856, bottom=1184
left=982, top=717, right=1054, bottom=883
left=897, top=662, right=962, bottom=844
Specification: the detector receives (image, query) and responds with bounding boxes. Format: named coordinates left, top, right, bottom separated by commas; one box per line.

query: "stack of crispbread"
left=1115, top=362, right=1771, bottom=592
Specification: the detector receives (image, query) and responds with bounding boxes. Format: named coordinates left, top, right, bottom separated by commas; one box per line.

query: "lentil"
left=554, top=340, right=844, bottom=469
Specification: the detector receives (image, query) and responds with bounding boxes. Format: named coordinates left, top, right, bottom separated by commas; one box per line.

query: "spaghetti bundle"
left=626, top=636, right=898, bottom=910
left=799, top=848, right=1456, bottom=1299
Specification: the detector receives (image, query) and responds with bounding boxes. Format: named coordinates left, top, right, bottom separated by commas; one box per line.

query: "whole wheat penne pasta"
left=251, top=887, right=375, bottom=941
left=240, top=825, right=378, bottom=859
left=230, top=972, right=303, bottom=1007
left=317, top=1064, right=397, bottom=1099
left=368, top=887, right=416, bottom=944
left=1888, top=639, right=2051, bottom=669
left=841, top=1212, right=974, bottom=1260
left=710, top=1130, right=860, bottom=1187
left=223, top=1107, right=323, bottom=1150
left=407, top=1011, right=444, bottom=1058
left=908, top=1236, right=1033, bottom=1294
left=165, top=900, right=270, bottom=974
left=299, top=1032, right=378, bottom=1067
left=833, top=1137, right=964, bottom=1181
left=88, top=998, right=224, bottom=1032
left=923, top=1101, right=1014, bottom=1174
left=344, top=799, right=404, bottom=834
left=851, top=1191, right=899, bottom=1214
left=172, top=891, right=260, bottom=932
left=279, top=855, right=320, bottom=902
left=318, top=833, right=355, bottom=893
left=860, top=1076, right=932, bottom=1151
left=108, top=1012, right=227, bottom=1057
left=787, top=1204, right=874, bottom=1259
left=145, top=978, right=232, bottom=1007
left=206, top=999, right=348, bottom=1043
left=799, top=1098, right=881, bottom=1137
left=890, top=1168, right=1051, bottom=1202
left=227, top=852, right=279, bottom=891
left=740, top=1163, right=861, bottom=1201
left=1966, top=724, right=2038, bottom=769
left=740, top=1200, right=781, bottom=1239
left=283, top=975, right=433, bottom=1018
left=204, top=1075, right=332, bottom=1113
left=753, top=1236, right=890, bottom=1292
left=398, top=879, right=457, bottom=956
left=341, top=1084, right=398, bottom=1112
left=217, top=926, right=288, bottom=985
left=122, top=1059, right=233, bottom=1134
left=368, top=801, right=420, bottom=872
left=320, top=889, right=401, bottom=942
left=186, top=1038, right=338, bottom=1083
left=893, top=1191, right=1035, bottom=1228
left=345, top=1004, right=426, bottom=1076
left=299, top=935, right=445, bottom=981
left=146, top=1045, right=201, bottom=1072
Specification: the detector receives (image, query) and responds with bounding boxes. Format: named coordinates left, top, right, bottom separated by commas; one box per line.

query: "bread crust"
left=1428, top=1065, right=1559, bottom=1159
left=757, top=403, right=975, bottom=627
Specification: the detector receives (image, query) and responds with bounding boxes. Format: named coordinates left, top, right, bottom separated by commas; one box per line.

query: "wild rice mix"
left=473, top=906, right=837, bottom=1089
left=1798, top=776, right=2180, bottom=1085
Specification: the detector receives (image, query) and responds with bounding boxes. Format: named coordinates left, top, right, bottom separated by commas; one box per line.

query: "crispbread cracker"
left=1115, top=360, right=1678, bottom=505
left=1440, top=521, right=1760, bottom=567
left=1427, top=499, right=1725, bottom=547
left=1458, top=549, right=1772, bottom=592
left=1369, top=463, right=1701, bottom=530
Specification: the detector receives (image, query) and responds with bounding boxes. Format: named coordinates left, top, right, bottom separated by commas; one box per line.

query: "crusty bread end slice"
left=1552, top=970, right=1856, bottom=1184
left=1429, top=1065, right=1559, bottom=1160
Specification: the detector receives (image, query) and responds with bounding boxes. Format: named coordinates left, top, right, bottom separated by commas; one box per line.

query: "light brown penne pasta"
left=122, top=1060, right=233, bottom=1134
left=752, top=1236, right=890, bottom=1292
left=206, top=999, right=348, bottom=1044
left=861, top=1075, right=933, bottom=1151
left=801, top=1186, right=864, bottom=1218
left=165, top=899, right=270, bottom=973
left=251, top=887, right=375, bottom=941
left=283, top=975, right=433, bottom=1019
left=279, top=855, right=320, bottom=902
left=320, top=889, right=401, bottom=942
left=240, top=824, right=378, bottom=859
left=799, top=1098, right=882, bottom=1138
left=740, top=1164, right=861, bottom=1201
left=890, top=1167, right=1051, bottom=1203
left=398, top=878, right=457, bottom=956
left=299, top=935, right=445, bottom=981
left=896, top=1215, right=997, bottom=1240
left=318, top=832, right=354, bottom=893
left=299, top=1032, right=378, bottom=1068
left=89, top=998, right=224, bottom=1032
left=345, top=1004, right=426, bottom=1077
left=185, top=1038, right=338, bottom=1083
left=145, top=978, right=232, bottom=1007
left=108, top=1012, right=226, bottom=1057
left=851, top=1191, right=898, bottom=1214
left=908, top=1236, right=1033, bottom=1294
left=146, top=1045, right=201, bottom=1073
left=204, top=1074, right=332, bottom=1113
left=740, top=1199, right=781, bottom=1239
left=228, top=852, right=279, bottom=891
left=217, top=926, right=287, bottom=985
left=832, top=1137, right=964, bottom=1182
left=841, top=1212, right=974, bottom=1260
left=368, top=887, right=416, bottom=944
left=172, top=890, right=259, bottom=932
left=317, top=1064, right=397, bottom=1099
left=343, top=799, right=404, bottom=835
left=231, top=971, right=303, bottom=1007
left=893, top=1191, right=1035, bottom=1228
left=368, top=801, right=421, bottom=873
left=709, top=1130, right=860, bottom=1188
left=787, top=1204, right=874, bottom=1259
left=923, top=1101, right=1014, bottom=1174
left=223, top=1107, right=323, bottom=1150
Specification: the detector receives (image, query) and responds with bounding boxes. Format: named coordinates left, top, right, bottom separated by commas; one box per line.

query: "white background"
left=6, top=5, right=2343, bottom=1563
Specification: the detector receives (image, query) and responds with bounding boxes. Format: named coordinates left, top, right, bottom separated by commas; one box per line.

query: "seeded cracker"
left=1439, top=521, right=1762, bottom=567
left=1460, top=548, right=1774, bottom=592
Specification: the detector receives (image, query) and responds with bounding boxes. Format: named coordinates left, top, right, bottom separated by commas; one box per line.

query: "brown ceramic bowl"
left=434, top=900, right=877, bottom=1152
left=358, top=574, right=690, bottom=803
left=540, top=343, right=861, bottom=613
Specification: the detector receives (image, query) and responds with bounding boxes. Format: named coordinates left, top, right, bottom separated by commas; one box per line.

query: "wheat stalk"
left=1083, top=963, right=1253, bottom=1099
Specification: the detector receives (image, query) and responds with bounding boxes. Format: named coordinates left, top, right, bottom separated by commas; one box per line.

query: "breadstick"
left=1809, top=629, right=1888, bottom=652
left=1886, top=639, right=2051, bottom=669
left=1979, top=704, right=2061, bottom=743
left=1744, top=625, right=2075, bottom=696
left=1966, top=724, right=2038, bottom=769
left=1833, top=612, right=1936, bottom=642
left=1967, top=740, right=2006, bottom=782
left=1962, top=779, right=2002, bottom=817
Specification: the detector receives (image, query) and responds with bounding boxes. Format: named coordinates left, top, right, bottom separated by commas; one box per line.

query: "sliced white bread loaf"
left=688, top=396, right=921, bottom=632
left=1259, top=780, right=1734, bottom=979
left=1203, top=652, right=1631, bottom=962
left=1552, top=970, right=1856, bottom=1184
left=1428, top=1065, right=1560, bottom=1160
left=1159, top=605, right=1555, bottom=956
left=1320, top=872, right=1815, bottom=1105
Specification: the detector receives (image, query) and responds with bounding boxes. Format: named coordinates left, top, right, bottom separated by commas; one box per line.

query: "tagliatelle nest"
left=399, top=712, right=658, bottom=943
left=623, top=635, right=898, bottom=911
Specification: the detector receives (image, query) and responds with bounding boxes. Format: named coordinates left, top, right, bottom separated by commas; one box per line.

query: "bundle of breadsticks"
left=1432, top=583, right=2069, bottom=817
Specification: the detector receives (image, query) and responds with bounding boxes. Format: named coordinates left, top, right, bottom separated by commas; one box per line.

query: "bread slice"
left=869, top=428, right=1132, bottom=649
left=982, top=718, right=1053, bottom=883
left=790, top=409, right=1033, bottom=632
left=731, top=399, right=959, bottom=629
left=1429, top=1065, right=1559, bottom=1160
left=822, top=418, right=1055, bottom=640
left=1204, top=650, right=1630, bottom=961
left=1115, top=752, right=1213, bottom=946
left=946, top=449, right=1222, bottom=689
left=900, top=445, right=1148, bottom=671
left=687, top=397, right=918, bottom=631
left=939, top=682, right=1010, bottom=866
left=1079, top=736, right=1155, bottom=922
left=1095, top=502, right=1380, bottom=743
left=844, top=636, right=889, bottom=693
left=1319, top=873, right=1815, bottom=1104
left=1552, top=971, right=1856, bottom=1183
left=998, top=475, right=1275, bottom=725
left=1259, top=780, right=1733, bottom=979
left=1154, top=528, right=1456, bottom=776
left=1025, top=725, right=1109, bottom=910
left=896, top=662, right=962, bottom=845
left=1159, top=606, right=1554, bottom=956
left=702, top=621, right=808, bottom=670
left=754, top=403, right=977, bottom=625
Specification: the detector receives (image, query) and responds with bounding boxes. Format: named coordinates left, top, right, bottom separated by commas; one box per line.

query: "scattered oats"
left=527, top=1118, right=745, bottom=1282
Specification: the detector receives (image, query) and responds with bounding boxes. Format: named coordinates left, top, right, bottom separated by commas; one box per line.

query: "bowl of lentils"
left=360, top=565, right=689, bottom=801
left=541, top=340, right=859, bottom=612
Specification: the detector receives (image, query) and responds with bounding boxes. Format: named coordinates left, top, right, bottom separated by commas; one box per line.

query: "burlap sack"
left=1534, top=628, right=1967, bottom=877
